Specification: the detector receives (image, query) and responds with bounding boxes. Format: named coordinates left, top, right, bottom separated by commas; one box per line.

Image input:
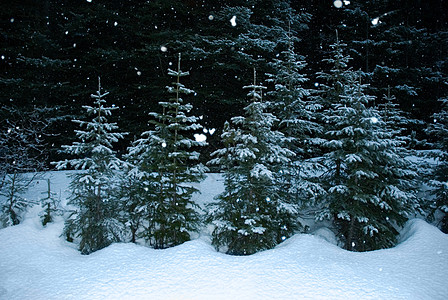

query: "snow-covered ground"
left=1, top=172, right=447, bottom=299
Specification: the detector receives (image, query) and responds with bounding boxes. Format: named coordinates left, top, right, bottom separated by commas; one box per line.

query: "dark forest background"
left=1, top=0, right=447, bottom=167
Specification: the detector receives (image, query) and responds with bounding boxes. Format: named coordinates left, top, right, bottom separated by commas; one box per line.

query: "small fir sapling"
left=40, top=178, right=61, bottom=226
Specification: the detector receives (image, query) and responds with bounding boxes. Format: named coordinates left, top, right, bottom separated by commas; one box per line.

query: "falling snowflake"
left=161, top=46, right=168, bottom=52
left=230, top=16, right=237, bottom=27
left=333, top=0, right=343, bottom=8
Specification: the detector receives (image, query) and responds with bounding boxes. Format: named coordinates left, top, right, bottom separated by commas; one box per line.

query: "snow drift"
left=0, top=173, right=447, bottom=299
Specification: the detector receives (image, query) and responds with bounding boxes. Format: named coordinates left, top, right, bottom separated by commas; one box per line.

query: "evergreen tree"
left=54, top=78, right=126, bottom=254
left=377, top=87, right=424, bottom=149
left=265, top=26, right=324, bottom=206
left=163, top=1, right=311, bottom=154
left=0, top=172, right=35, bottom=228
left=266, top=23, right=317, bottom=153
left=124, top=54, right=207, bottom=249
left=0, top=107, right=47, bottom=227
left=425, top=98, right=448, bottom=233
left=316, top=36, right=419, bottom=251
left=39, top=178, right=61, bottom=226
left=314, top=31, right=353, bottom=110
left=208, top=69, right=297, bottom=255
left=328, top=1, right=448, bottom=132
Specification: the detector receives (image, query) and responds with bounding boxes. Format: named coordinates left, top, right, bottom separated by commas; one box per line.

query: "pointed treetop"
left=168, top=53, right=190, bottom=78
left=91, top=76, right=110, bottom=100
left=243, top=68, right=267, bottom=102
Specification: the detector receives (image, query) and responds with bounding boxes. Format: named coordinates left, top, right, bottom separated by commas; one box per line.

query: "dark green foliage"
left=266, top=27, right=325, bottom=207
left=54, top=79, right=126, bottom=254
left=2, top=1, right=446, bottom=161
left=40, top=178, right=60, bottom=226
left=124, top=54, right=206, bottom=249
left=316, top=38, right=419, bottom=251
left=0, top=172, right=36, bottom=227
left=425, top=98, right=448, bottom=233
left=208, top=70, right=298, bottom=255
left=0, top=107, right=47, bottom=227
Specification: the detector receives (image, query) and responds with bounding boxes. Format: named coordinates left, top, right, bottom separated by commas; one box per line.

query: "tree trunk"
left=346, top=215, right=355, bottom=251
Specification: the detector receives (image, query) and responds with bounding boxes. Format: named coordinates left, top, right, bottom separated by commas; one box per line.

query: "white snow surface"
left=1, top=172, right=447, bottom=299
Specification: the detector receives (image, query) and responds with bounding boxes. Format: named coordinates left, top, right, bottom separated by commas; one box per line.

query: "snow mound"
left=311, top=226, right=338, bottom=245
left=1, top=216, right=447, bottom=299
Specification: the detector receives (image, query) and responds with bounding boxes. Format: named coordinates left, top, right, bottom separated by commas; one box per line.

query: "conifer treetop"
left=54, top=77, right=126, bottom=172
left=243, top=68, right=267, bottom=102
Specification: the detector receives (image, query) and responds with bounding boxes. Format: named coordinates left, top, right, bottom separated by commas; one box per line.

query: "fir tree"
left=425, top=98, right=448, bottom=233
left=318, top=67, right=418, bottom=251
left=266, top=28, right=313, bottom=143
left=208, top=69, right=297, bottom=255
left=40, top=178, right=61, bottom=226
left=0, top=172, right=35, bottom=227
left=377, top=87, right=424, bottom=149
left=54, top=78, right=126, bottom=254
left=314, top=31, right=353, bottom=111
left=124, top=54, right=207, bottom=249
left=315, top=34, right=419, bottom=251
left=0, top=107, right=47, bottom=227
left=265, top=25, right=324, bottom=207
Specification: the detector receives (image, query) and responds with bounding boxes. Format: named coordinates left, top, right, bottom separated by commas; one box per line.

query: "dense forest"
left=1, top=0, right=448, bottom=254
left=1, top=0, right=447, bottom=160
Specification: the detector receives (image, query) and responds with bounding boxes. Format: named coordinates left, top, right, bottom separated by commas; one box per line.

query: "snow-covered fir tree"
left=377, top=87, right=424, bottom=150
left=54, top=78, right=126, bottom=254
left=0, top=171, right=34, bottom=227
left=314, top=31, right=353, bottom=111
left=425, top=98, right=448, bottom=233
left=313, top=33, right=420, bottom=251
left=208, top=69, right=298, bottom=255
left=318, top=63, right=419, bottom=251
left=40, top=178, right=61, bottom=226
left=124, top=54, right=207, bottom=249
left=0, top=107, right=47, bottom=227
left=265, top=25, right=324, bottom=207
